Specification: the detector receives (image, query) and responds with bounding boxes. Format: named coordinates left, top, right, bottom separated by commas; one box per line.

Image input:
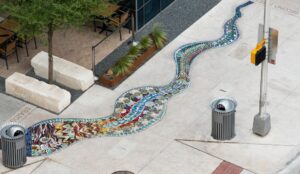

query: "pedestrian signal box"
left=251, top=40, right=266, bottom=66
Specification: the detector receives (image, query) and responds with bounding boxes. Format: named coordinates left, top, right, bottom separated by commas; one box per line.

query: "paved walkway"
left=0, top=93, right=27, bottom=124
left=0, top=0, right=221, bottom=114
left=24, top=1, right=252, bottom=157
left=1, top=0, right=300, bottom=173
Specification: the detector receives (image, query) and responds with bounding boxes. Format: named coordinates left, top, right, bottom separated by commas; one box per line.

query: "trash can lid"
left=1, top=124, right=25, bottom=139
left=211, top=97, right=237, bottom=112
left=6, top=125, right=25, bottom=138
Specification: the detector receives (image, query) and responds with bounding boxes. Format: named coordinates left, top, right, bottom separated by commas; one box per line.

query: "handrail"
left=91, top=29, right=117, bottom=75
left=91, top=9, right=135, bottom=76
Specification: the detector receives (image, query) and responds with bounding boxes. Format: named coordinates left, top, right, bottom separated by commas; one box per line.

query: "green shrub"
left=112, top=54, right=135, bottom=76
left=139, top=36, right=153, bottom=51
left=110, top=25, right=167, bottom=77
left=150, top=23, right=167, bottom=49
left=128, top=45, right=142, bottom=59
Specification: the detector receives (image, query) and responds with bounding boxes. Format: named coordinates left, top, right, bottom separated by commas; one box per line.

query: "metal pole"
left=131, top=0, right=135, bottom=40
left=253, top=0, right=271, bottom=136
left=259, top=0, right=270, bottom=116
left=92, top=47, right=95, bottom=75
left=131, top=8, right=135, bottom=41
left=130, top=0, right=139, bottom=46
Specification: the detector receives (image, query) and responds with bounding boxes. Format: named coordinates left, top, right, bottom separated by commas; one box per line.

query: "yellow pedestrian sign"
left=251, top=39, right=266, bottom=66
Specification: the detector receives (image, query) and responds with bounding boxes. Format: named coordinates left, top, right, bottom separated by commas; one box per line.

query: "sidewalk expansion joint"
left=175, top=138, right=297, bottom=147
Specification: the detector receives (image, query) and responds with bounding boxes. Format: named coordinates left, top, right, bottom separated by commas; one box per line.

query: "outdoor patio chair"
left=107, top=9, right=130, bottom=41
left=0, top=39, right=19, bottom=69
left=93, top=16, right=107, bottom=33
left=17, top=35, right=37, bottom=57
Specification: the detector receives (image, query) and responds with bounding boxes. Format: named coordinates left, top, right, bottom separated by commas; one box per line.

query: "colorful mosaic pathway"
left=25, top=1, right=254, bottom=157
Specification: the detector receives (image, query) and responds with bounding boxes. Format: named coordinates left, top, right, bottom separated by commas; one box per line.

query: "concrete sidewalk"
left=1, top=0, right=300, bottom=173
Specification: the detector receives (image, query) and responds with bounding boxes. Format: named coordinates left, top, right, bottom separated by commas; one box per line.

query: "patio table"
left=0, top=18, right=19, bottom=32
left=0, top=28, right=15, bottom=48
left=98, top=3, right=120, bottom=17
left=0, top=18, right=37, bottom=57
left=0, top=12, right=10, bottom=24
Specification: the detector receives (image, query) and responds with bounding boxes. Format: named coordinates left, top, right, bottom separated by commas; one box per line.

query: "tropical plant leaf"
left=128, top=45, right=142, bottom=59
left=112, top=54, right=135, bottom=76
left=139, top=36, right=153, bottom=51
left=150, top=23, right=167, bottom=49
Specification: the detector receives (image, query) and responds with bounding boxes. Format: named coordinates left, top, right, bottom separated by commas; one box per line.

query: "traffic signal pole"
left=260, top=0, right=270, bottom=118
left=252, top=0, right=271, bottom=136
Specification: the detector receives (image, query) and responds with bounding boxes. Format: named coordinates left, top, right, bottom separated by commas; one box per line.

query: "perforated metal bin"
left=1, top=124, right=27, bottom=169
left=211, top=97, right=237, bottom=140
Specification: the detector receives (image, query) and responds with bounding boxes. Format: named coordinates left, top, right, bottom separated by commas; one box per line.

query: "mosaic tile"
left=25, top=1, right=254, bottom=157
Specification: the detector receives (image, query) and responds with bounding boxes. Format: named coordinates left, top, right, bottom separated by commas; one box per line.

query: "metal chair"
left=17, top=35, right=37, bottom=57
left=1, top=18, right=37, bottom=57
left=0, top=39, right=19, bottom=69
left=93, top=15, right=107, bottom=33
left=107, top=10, right=130, bottom=41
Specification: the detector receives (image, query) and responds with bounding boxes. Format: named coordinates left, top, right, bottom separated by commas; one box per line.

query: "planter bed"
left=99, top=45, right=157, bottom=89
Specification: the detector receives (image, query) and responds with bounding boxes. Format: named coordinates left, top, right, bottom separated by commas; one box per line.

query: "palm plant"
left=128, top=45, right=142, bottom=60
left=139, top=36, right=153, bottom=51
left=112, top=54, right=135, bottom=76
left=150, top=23, right=167, bottom=49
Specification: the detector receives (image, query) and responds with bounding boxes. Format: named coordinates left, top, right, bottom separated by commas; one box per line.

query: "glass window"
left=137, top=8, right=144, bottom=29
left=135, top=0, right=174, bottom=30
left=137, top=0, right=144, bottom=9
left=161, top=0, right=174, bottom=10
left=144, top=0, right=160, bottom=23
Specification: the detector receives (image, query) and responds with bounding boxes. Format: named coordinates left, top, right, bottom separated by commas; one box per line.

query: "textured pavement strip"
left=8, top=104, right=36, bottom=123
left=0, top=93, right=27, bottom=124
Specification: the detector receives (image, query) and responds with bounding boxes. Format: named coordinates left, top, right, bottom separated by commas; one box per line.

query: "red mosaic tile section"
left=212, top=161, right=243, bottom=174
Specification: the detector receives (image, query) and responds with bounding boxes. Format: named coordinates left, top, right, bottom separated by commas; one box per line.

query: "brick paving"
left=212, top=161, right=243, bottom=174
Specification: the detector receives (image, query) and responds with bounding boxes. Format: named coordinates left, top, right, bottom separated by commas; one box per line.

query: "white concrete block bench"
left=6, top=72, right=71, bottom=113
left=31, top=51, right=94, bottom=91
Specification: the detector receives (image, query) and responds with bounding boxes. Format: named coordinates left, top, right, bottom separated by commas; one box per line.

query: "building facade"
left=135, top=0, right=175, bottom=30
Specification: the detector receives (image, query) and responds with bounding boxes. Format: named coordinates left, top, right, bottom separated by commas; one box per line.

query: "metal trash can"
left=211, top=97, right=237, bottom=140
left=1, top=124, right=27, bottom=169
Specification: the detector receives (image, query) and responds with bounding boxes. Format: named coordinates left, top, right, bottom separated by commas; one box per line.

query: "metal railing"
left=91, top=10, right=135, bottom=76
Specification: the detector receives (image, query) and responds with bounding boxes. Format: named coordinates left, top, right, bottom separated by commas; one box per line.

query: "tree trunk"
left=48, top=23, right=54, bottom=84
